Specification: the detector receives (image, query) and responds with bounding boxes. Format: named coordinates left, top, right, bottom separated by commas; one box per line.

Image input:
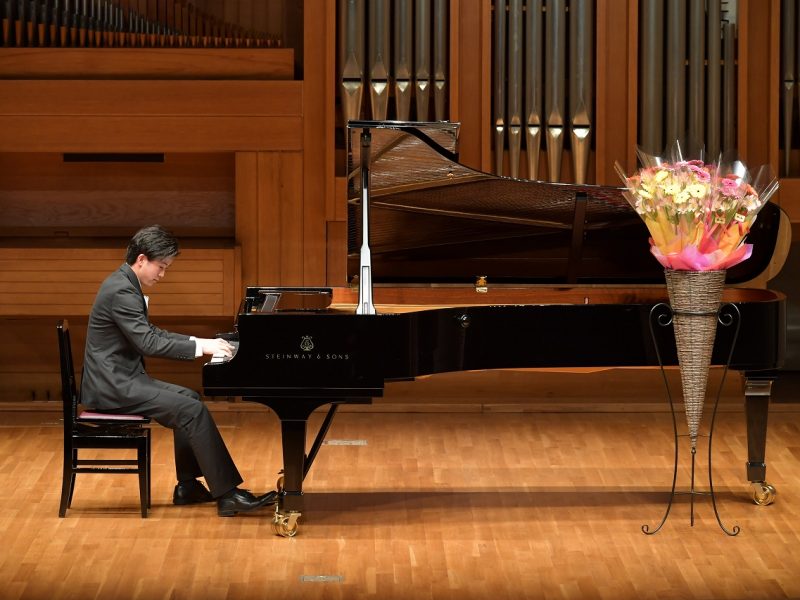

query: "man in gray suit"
left=81, top=225, right=276, bottom=516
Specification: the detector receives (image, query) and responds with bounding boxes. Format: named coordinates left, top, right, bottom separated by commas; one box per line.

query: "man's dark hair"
left=125, top=225, right=180, bottom=265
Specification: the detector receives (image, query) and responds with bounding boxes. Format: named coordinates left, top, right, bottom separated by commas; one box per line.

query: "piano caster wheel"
left=277, top=475, right=285, bottom=492
left=753, top=482, right=776, bottom=506
left=272, top=510, right=300, bottom=537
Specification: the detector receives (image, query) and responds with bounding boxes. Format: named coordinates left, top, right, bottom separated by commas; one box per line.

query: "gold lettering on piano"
left=264, top=353, right=351, bottom=361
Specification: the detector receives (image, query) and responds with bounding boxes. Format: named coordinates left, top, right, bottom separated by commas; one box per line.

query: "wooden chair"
left=57, top=320, right=151, bottom=518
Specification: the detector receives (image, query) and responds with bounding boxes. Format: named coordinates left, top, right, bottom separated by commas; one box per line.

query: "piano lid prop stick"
left=356, top=128, right=376, bottom=315
left=414, top=0, right=431, bottom=120
left=493, top=0, right=506, bottom=175
left=706, top=0, right=722, bottom=161
left=339, top=0, right=364, bottom=124
left=368, top=0, right=389, bottom=120
left=545, top=0, right=565, bottom=182
left=394, top=0, right=412, bottom=120
left=433, top=0, right=447, bottom=121
left=506, top=0, right=523, bottom=179
left=569, top=0, right=592, bottom=184
left=525, top=0, right=543, bottom=180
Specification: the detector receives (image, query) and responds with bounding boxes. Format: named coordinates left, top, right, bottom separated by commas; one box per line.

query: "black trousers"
left=110, top=379, right=243, bottom=498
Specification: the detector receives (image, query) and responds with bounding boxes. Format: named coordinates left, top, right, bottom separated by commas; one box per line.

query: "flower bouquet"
left=616, top=144, right=779, bottom=448
left=615, top=145, right=778, bottom=272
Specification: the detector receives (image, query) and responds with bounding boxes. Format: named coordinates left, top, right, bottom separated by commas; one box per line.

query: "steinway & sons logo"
left=264, top=335, right=351, bottom=361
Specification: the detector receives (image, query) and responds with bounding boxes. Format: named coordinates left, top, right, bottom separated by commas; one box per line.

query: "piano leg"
left=744, top=377, right=777, bottom=505
left=246, top=397, right=368, bottom=537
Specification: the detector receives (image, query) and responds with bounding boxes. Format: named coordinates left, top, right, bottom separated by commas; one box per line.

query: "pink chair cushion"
left=79, top=411, right=147, bottom=421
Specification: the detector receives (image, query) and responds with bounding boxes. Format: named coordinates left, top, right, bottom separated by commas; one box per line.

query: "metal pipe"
left=368, top=0, right=390, bottom=119
left=688, top=0, right=705, bottom=156
left=569, top=0, right=593, bottom=184
left=339, top=0, right=365, bottom=124
left=665, top=0, right=685, bottom=147
left=394, top=0, right=412, bottom=120
left=414, top=0, right=431, bottom=120
left=507, top=0, right=522, bottom=178
left=722, top=20, right=736, bottom=153
left=545, top=0, right=566, bottom=182
left=639, top=0, right=663, bottom=155
left=783, top=0, right=796, bottom=175
left=706, top=0, right=721, bottom=160
left=493, top=0, right=506, bottom=175
left=433, top=0, right=447, bottom=120
left=525, top=0, right=543, bottom=180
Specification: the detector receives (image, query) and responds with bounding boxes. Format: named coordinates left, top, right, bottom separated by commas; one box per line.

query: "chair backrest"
left=56, top=320, right=79, bottom=428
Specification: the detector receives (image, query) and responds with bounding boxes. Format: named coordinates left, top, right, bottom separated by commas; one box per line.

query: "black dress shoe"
left=173, top=480, right=214, bottom=505
left=217, top=488, right=278, bottom=517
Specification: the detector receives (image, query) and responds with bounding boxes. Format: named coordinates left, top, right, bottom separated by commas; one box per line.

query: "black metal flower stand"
left=642, top=300, right=742, bottom=536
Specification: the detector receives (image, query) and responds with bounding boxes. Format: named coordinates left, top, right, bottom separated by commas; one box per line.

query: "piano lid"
left=346, top=121, right=785, bottom=286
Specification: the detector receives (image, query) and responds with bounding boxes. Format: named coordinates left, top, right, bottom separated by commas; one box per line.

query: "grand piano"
left=203, top=121, right=789, bottom=537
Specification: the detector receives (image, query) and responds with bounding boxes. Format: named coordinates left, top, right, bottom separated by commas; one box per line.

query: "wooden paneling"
left=740, top=0, right=779, bottom=168
left=455, top=0, right=491, bottom=172
left=0, top=115, right=303, bottom=153
left=0, top=247, right=240, bottom=317
left=0, top=79, right=303, bottom=152
left=259, top=151, right=305, bottom=285
left=235, top=152, right=260, bottom=287
left=0, top=152, right=235, bottom=237
left=0, top=48, right=295, bottom=79
left=595, top=0, right=636, bottom=183
left=235, top=151, right=304, bottom=287
left=301, top=0, right=335, bottom=285
left=0, top=80, right=302, bottom=116
left=326, top=220, right=348, bottom=287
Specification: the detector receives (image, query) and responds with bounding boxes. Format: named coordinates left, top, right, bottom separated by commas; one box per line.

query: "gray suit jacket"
left=81, top=263, right=197, bottom=410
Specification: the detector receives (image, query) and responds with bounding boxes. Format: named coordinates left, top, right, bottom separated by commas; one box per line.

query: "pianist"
left=80, top=225, right=276, bottom=517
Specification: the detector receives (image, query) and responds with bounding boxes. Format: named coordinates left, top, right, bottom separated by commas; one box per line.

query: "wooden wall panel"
left=0, top=115, right=303, bottom=153
left=302, top=0, right=335, bottom=285
left=326, top=220, right=348, bottom=287
left=454, top=0, right=492, bottom=172
left=739, top=0, right=779, bottom=168
left=595, top=0, right=636, bottom=183
left=0, top=48, right=294, bottom=79
left=260, top=151, right=304, bottom=285
left=235, top=152, right=260, bottom=287
left=0, top=152, right=235, bottom=237
left=0, top=80, right=303, bottom=153
left=0, top=80, right=302, bottom=116
left=0, top=247, right=240, bottom=317
left=235, top=151, right=304, bottom=287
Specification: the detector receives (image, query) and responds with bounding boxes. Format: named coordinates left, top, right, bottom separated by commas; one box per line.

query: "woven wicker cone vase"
left=664, top=269, right=727, bottom=449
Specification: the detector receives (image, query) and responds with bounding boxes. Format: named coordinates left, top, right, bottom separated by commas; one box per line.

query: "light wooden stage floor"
left=1, top=408, right=800, bottom=600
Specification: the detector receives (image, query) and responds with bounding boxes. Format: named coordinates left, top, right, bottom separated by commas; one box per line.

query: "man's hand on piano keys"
left=199, top=338, right=236, bottom=358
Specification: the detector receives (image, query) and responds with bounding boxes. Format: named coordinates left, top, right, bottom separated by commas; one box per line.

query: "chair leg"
left=146, top=431, right=152, bottom=509
left=137, top=441, right=148, bottom=518
left=67, top=449, right=78, bottom=508
left=59, top=462, right=73, bottom=518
